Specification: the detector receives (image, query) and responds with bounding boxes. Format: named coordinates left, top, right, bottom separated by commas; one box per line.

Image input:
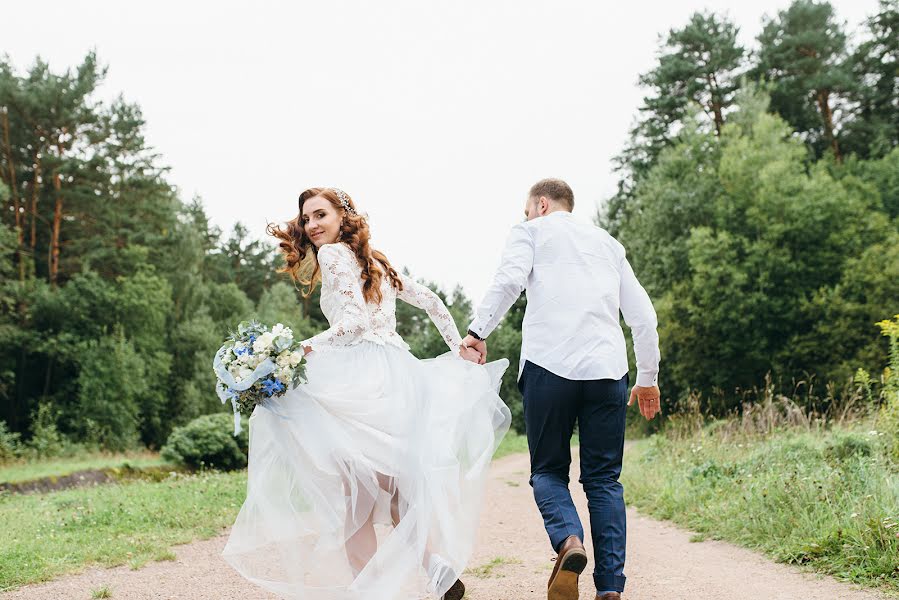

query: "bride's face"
left=302, top=196, right=342, bottom=247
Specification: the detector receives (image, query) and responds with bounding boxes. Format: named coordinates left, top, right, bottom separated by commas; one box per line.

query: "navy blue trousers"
left=518, top=360, right=628, bottom=593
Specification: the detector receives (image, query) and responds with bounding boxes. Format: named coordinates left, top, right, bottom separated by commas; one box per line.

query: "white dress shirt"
left=468, top=211, right=660, bottom=386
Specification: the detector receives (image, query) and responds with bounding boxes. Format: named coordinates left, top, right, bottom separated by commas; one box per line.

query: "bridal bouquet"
left=212, top=320, right=307, bottom=435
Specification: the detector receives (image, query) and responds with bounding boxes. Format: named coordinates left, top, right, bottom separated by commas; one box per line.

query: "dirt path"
left=3, top=452, right=889, bottom=600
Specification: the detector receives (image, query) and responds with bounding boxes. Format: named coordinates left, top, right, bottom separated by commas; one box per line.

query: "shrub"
left=161, top=413, right=249, bottom=471
left=875, top=315, right=899, bottom=461
left=881, top=397, right=899, bottom=461
left=0, top=419, right=22, bottom=462
left=25, top=403, right=69, bottom=459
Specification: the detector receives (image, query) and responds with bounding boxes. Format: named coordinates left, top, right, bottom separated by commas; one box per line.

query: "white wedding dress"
left=222, top=242, right=512, bottom=600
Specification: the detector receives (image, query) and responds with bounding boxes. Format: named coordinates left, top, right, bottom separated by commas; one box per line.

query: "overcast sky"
left=4, top=0, right=882, bottom=304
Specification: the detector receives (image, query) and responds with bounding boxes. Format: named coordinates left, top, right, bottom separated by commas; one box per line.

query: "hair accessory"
left=331, top=188, right=357, bottom=215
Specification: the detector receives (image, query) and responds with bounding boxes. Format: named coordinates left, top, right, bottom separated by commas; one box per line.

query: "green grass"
left=91, top=584, right=113, bottom=598
left=464, top=555, right=521, bottom=578
left=622, top=428, right=899, bottom=595
left=0, top=451, right=170, bottom=484
left=494, top=433, right=529, bottom=459
left=0, top=470, right=247, bottom=591
left=493, top=432, right=580, bottom=461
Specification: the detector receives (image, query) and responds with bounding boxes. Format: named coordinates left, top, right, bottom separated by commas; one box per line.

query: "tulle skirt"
left=221, top=341, right=512, bottom=600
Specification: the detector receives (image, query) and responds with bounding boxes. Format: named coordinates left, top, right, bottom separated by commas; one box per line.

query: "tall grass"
left=624, top=428, right=898, bottom=593
left=623, top=317, right=899, bottom=594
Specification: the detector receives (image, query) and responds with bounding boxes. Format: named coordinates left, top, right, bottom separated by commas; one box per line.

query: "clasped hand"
left=459, top=335, right=487, bottom=364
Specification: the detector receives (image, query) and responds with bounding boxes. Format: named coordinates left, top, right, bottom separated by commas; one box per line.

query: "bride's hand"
left=459, top=345, right=482, bottom=364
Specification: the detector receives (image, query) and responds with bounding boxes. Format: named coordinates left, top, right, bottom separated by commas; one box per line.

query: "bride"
left=221, top=187, right=512, bottom=600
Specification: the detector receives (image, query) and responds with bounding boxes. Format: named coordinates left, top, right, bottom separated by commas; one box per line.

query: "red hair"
left=267, top=188, right=403, bottom=304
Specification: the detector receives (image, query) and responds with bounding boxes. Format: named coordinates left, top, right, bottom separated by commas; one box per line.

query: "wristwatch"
left=467, top=329, right=484, bottom=341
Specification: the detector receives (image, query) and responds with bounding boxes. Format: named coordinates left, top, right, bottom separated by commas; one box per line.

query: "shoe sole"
left=548, top=548, right=588, bottom=600
left=443, top=578, right=465, bottom=600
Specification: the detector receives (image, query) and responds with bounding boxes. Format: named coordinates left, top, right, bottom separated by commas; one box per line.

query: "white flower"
left=253, top=332, right=275, bottom=354
left=276, top=351, right=291, bottom=367
left=230, top=363, right=254, bottom=383
left=289, top=351, right=303, bottom=366
left=276, top=367, right=292, bottom=382
left=272, top=323, right=294, bottom=339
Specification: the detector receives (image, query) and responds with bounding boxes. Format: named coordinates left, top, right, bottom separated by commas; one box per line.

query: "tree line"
left=1, top=0, right=897, bottom=453
left=601, top=0, right=898, bottom=413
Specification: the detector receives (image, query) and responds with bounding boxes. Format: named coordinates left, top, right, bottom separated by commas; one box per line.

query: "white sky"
left=4, top=0, right=882, bottom=303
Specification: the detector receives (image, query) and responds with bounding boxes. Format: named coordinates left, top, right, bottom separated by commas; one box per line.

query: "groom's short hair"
left=529, top=178, right=574, bottom=211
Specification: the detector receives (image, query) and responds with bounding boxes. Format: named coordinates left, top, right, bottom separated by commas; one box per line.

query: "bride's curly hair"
left=267, top=187, right=403, bottom=305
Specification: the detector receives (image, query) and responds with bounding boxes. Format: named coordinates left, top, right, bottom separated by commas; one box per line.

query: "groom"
left=462, top=178, right=661, bottom=600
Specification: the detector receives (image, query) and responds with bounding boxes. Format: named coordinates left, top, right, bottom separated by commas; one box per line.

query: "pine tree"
left=754, top=0, right=853, bottom=161
left=842, top=0, right=899, bottom=158
left=620, top=11, right=745, bottom=184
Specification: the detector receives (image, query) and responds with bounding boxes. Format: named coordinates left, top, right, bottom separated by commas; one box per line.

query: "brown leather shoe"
left=547, top=535, right=588, bottom=600
left=597, top=593, right=621, bottom=600
left=442, top=578, right=465, bottom=600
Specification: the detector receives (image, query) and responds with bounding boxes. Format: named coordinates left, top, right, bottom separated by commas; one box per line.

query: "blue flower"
left=261, top=378, right=285, bottom=397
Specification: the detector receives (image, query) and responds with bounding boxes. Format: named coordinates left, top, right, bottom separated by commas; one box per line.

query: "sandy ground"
left=2, top=451, right=890, bottom=600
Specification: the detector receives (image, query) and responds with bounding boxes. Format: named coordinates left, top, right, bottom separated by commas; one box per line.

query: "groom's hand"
left=459, top=345, right=482, bottom=363
left=461, top=335, right=487, bottom=365
left=628, top=385, right=661, bottom=420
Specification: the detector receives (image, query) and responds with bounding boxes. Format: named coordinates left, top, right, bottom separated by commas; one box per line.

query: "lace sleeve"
left=301, top=244, right=371, bottom=352
left=397, top=273, right=463, bottom=355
